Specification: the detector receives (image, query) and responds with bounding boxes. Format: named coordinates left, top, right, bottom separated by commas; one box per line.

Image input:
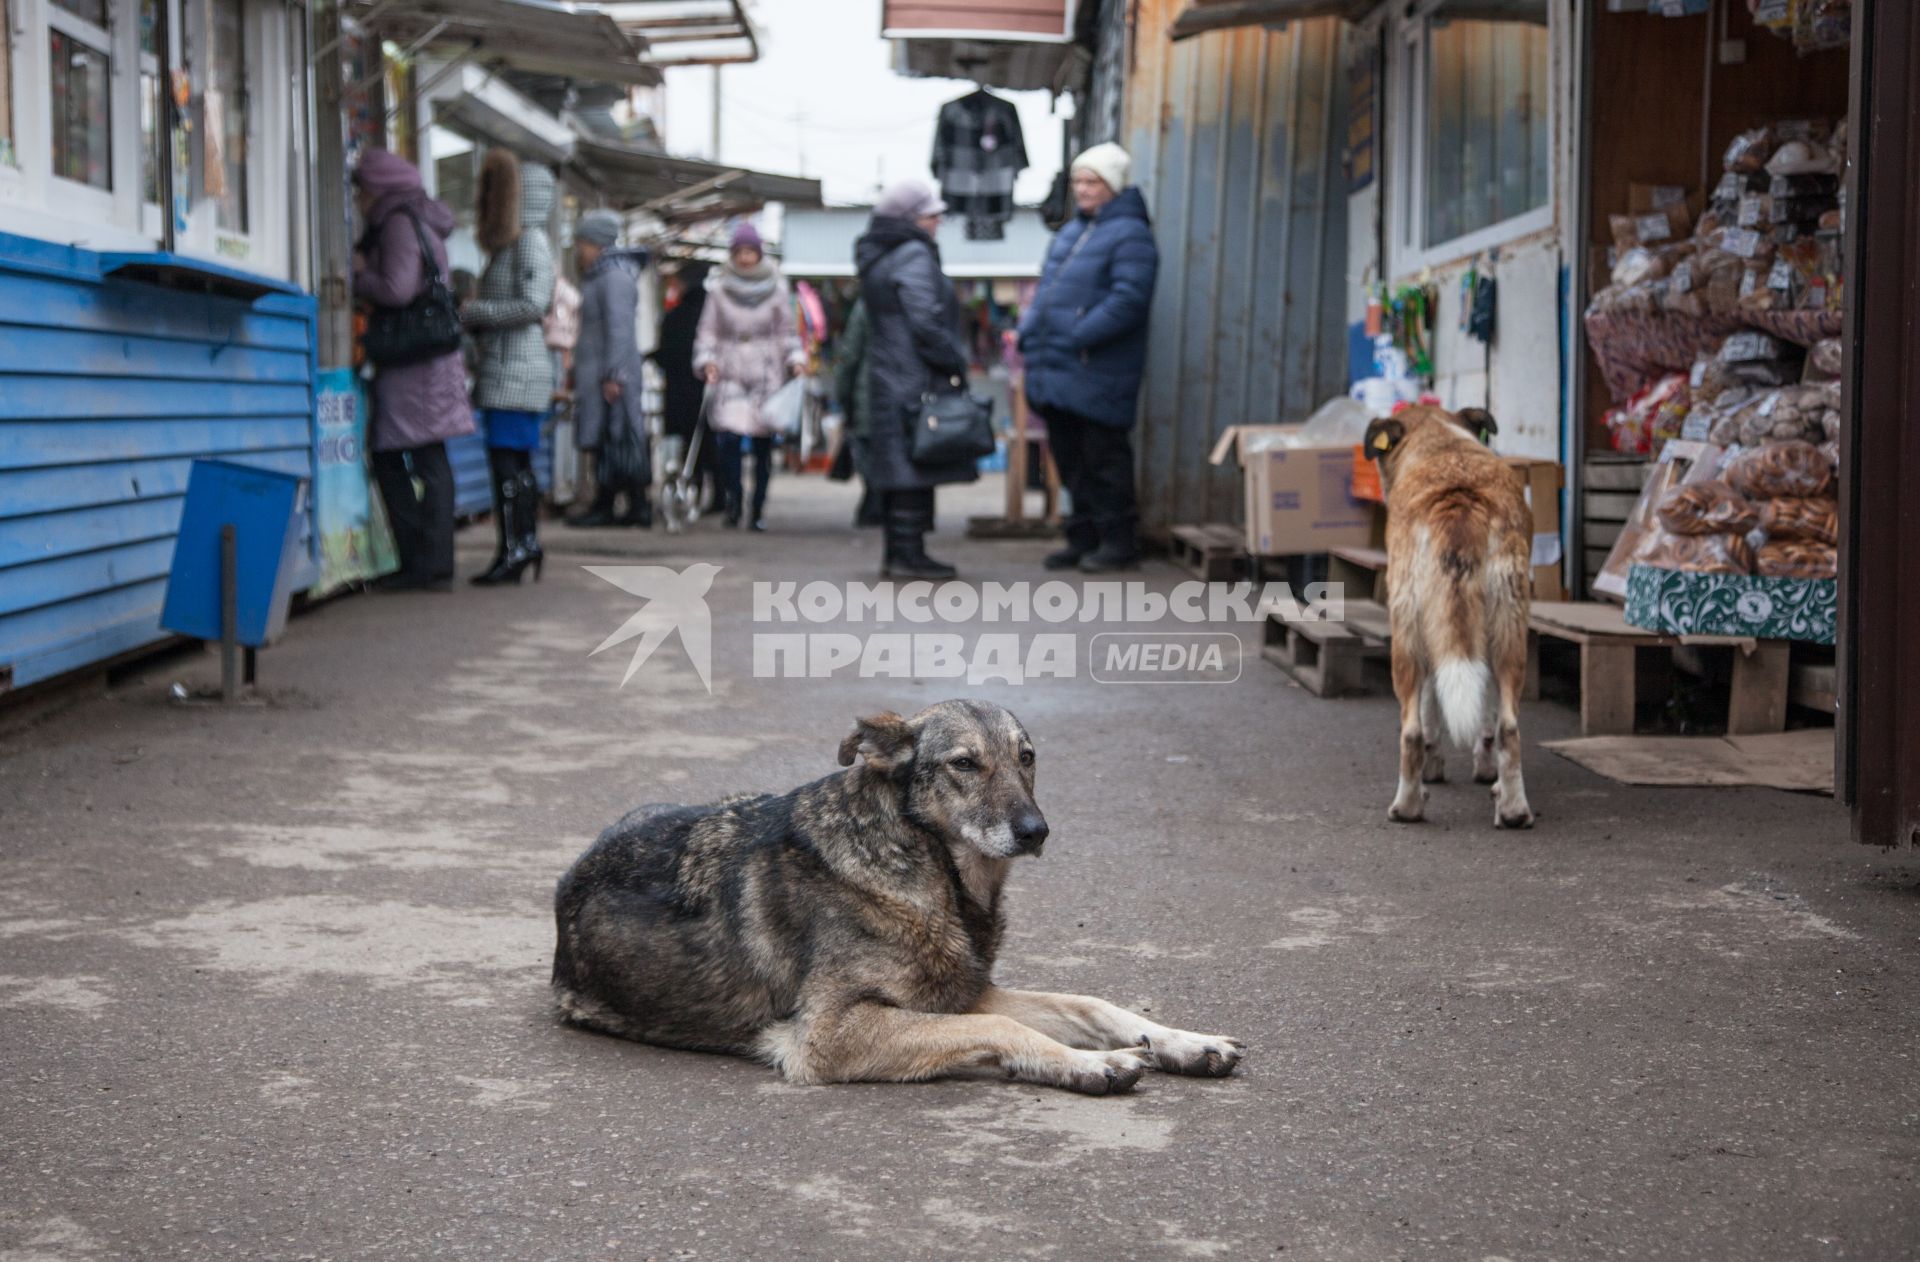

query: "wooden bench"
left=1261, top=597, right=1392, bottom=697
left=1168, top=524, right=1250, bottom=582
left=1526, top=601, right=1789, bottom=737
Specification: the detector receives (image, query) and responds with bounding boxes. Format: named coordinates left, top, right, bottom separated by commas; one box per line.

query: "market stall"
left=1579, top=4, right=1850, bottom=675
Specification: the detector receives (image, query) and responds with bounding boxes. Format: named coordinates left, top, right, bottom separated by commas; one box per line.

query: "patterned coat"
left=465, top=164, right=557, bottom=413
left=693, top=267, right=805, bottom=437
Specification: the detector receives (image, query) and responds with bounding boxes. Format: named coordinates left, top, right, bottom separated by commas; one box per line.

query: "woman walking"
left=352, top=149, right=474, bottom=592
left=651, top=261, right=716, bottom=512
left=1019, top=143, right=1159, bottom=572
left=694, top=224, right=804, bottom=531
left=566, top=209, right=652, bottom=528
left=854, top=180, right=976, bottom=579
left=463, top=150, right=556, bottom=584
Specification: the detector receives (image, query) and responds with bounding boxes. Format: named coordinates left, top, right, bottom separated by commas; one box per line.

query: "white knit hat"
left=1071, top=142, right=1132, bottom=193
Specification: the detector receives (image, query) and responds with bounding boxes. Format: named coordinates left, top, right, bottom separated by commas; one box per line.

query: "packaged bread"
left=1725, top=440, right=1835, bottom=500
left=1724, top=126, right=1777, bottom=175
left=1641, top=531, right=1754, bottom=575
left=1806, top=336, right=1843, bottom=381
left=1656, top=483, right=1760, bottom=535
left=1759, top=496, right=1839, bottom=544
left=1756, top=540, right=1837, bottom=580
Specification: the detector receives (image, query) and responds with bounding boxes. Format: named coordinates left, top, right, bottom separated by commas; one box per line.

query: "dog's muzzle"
left=1012, top=813, right=1049, bottom=856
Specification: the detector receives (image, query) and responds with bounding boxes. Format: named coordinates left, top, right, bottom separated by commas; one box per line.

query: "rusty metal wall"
left=1123, top=4, right=1350, bottom=537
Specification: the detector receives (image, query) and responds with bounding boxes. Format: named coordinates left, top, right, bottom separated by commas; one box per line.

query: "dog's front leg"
left=975, top=987, right=1244, bottom=1078
left=795, top=1004, right=1149, bottom=1095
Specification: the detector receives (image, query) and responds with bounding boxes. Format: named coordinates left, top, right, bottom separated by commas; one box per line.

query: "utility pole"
left=710, top=64, right=722, bottom=161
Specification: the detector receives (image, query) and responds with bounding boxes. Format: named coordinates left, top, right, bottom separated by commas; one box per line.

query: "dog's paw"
left=1495, top=807, right=1537, bottom=830
left=1061, top=1046, right=1150, bottom=1096
left=1387, top=793, right=1426, bottom=823
left=1143, top=1029, right=1244, bottom=1078
left=1421, top=758, right=1447, bottom=785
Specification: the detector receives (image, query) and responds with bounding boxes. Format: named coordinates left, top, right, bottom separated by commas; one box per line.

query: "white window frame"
left=1386, top=0, right=1556, bottom=277
left=0, top=0, right=294, bottom=277
left=43, top=0, right=125, bottom=225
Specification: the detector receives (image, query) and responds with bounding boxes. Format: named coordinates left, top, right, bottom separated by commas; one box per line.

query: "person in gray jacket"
left=853, top=180, right=977, bottom=579
left=566, top=209, right=652, bottom=528
left=463, top=150, right=556, bottom=585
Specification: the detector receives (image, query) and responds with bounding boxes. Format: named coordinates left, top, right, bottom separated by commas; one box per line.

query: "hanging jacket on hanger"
left=931, top=89, right=1028, bottom=241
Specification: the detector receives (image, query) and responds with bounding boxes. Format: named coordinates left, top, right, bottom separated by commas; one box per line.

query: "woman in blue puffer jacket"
left=1019, top=143, right=1159, bottom=572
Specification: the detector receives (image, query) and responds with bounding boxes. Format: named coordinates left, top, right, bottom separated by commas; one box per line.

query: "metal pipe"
left=156, top=0, right=176, bottom=253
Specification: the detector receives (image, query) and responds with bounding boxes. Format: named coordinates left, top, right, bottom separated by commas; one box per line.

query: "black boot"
left=618, top=479, right=653, bottom=528
left=854, top=484, right=885, bottom=528
left=471, top=474, right=520, bottom=585
left=882, top=490, right=956, bottom=580
left=1078, top=516, right=1141, bottom=573
left=722, top=490, right=741, bottom=529
left=1045, top=515, right=1099, bottom=570
left=567, top=478, right=619, bottom=528
left=515, top=469, right=545, bottom=581
left=472, top=472, right=543, bottom=585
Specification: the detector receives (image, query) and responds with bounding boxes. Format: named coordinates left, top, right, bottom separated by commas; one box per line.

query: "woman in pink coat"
left=694, top=223, right=805, bottom=530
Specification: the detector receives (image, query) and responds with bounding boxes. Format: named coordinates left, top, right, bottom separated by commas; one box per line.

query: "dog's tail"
left=1432, top=659, right=1491, bottom=748
left=1419, top=494, right=1496, bottom=748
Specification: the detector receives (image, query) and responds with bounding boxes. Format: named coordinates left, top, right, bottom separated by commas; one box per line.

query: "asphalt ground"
left=3, top=474, right=1916, bottom=1261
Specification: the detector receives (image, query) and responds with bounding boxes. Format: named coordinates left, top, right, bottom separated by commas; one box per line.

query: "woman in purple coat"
left=352, top=149, right=475, bottom=591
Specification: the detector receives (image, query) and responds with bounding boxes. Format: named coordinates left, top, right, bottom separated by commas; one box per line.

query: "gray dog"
left=552, top=699, right=1244, bottom=1094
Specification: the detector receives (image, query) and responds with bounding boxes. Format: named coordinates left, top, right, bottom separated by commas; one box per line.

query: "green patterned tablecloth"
left=1624, top=565, right=1836, bottom=645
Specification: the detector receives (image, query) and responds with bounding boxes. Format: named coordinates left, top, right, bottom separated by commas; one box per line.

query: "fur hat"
left=873, top=180, right=947, bottom=221
left=1071, top=142, right=1132, bottom=193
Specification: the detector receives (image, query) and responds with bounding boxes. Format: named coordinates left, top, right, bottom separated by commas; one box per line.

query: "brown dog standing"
left=1363, top=405, right=1536, bottom=829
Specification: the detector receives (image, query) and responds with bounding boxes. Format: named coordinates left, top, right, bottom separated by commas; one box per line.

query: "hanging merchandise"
left=931, top=88, right=1028, bottom=242
left=1386, top=282, right=1438, bottom=380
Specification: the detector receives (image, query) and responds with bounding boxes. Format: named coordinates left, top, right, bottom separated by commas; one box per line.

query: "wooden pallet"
left=1328, top=545, right=1390, bottom=604
left=1168, top=524, right=1249, bottom=581
left=1261, top=599, right=1391, bottom=697
left=1527, top=600, right=1788, bottom=736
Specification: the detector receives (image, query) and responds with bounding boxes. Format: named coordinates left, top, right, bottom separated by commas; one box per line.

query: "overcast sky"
left=659, top=0, right=1069, bottom=207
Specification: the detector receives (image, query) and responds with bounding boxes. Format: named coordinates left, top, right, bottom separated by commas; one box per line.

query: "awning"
left=601, top=1, right=760, bottom=68
left=99, top=253, right=304, bottom=302
left=424, top=62, right=578, bottom=166
left=347, top=0, right=662, bottom=87
left=1169, top=0, right=1384, bottom=41
left=572, top=140, right=822, bottom=223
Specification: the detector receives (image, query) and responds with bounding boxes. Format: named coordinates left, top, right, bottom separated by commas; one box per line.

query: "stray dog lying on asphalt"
left=551, top=699, right=1244, bottom=1094
left=1364, top=404, right=1536, bottom=829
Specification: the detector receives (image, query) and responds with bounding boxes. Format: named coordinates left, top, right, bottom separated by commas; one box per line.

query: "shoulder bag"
left=909, top=375, right=996, bottom=466
left=364, top=210, right=463, bottom=369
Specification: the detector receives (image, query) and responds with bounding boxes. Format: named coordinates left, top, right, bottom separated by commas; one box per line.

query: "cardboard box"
left=1209, top=425, right=1374, bottom=556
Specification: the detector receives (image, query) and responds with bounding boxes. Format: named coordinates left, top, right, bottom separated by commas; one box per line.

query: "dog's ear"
left=1458, top=407, right=1498, bottom=445
left=837, top=711, right=916, bottom=772
left=1363, top=417, right=1406, bottom=461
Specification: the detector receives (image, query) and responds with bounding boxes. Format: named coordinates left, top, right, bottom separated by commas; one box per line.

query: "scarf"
left=719, top=257, right=780, bottom=308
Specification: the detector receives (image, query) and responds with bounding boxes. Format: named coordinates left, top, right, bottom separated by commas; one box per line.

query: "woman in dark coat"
left=1019, top=143, right=1159, bottom=572
left=650, top=261, right=716, bottom=510
left=351, top=148, right=475, bottom=592
left=853, top=181, right=976, bottom=579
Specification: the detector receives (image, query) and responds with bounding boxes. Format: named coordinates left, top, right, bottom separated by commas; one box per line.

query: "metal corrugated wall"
left=1123, top=5, right=1350, bottom=537
left=0, top=233, right=318, bottom=690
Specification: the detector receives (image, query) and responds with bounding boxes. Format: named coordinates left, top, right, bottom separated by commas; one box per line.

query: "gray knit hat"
left=576, top=208, right=622, bottom=248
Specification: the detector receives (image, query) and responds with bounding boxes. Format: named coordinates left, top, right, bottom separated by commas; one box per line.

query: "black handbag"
left=599, top=397, right=650, bottom=485
left=364, top=210, right=463, bottom=369
left=909, top=377, right=996, bottom=466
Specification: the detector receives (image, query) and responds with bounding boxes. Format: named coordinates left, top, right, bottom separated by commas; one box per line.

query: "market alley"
left=2, top=476, right=1915, bottom=1261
